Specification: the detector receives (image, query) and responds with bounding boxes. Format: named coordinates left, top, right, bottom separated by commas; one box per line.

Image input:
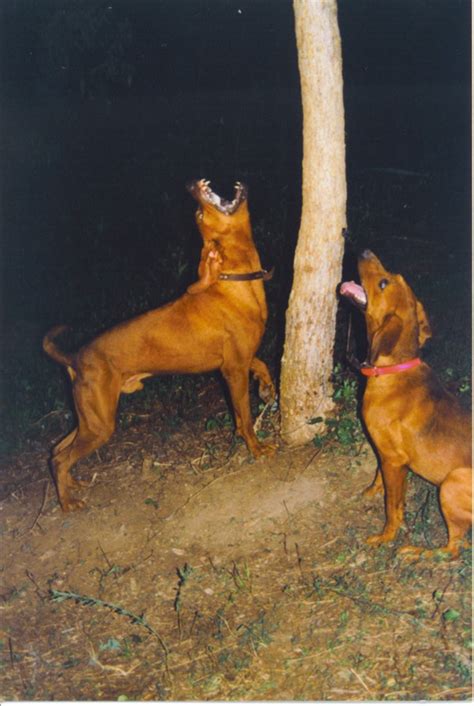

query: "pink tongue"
left=340, top=281, right=367, bottom=305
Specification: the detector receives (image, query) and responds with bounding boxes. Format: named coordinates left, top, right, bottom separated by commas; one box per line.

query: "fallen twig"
left=26, top=479, right=49, bottom=534
left=349, top=667, right=373, bottom=695
left=30, top=409, right=66, bottom=427
left=253, top=400, right=273, bottom=433
left=49, top=589, right=169, bottom=657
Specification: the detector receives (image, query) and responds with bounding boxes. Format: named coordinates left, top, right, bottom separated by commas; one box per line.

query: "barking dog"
left=44, top=180, right=275, bottom=511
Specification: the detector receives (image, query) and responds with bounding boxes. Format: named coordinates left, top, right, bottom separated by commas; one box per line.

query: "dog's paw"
left=70, top=477, right=90, bottom=490
left=366, top=532, right=395, bottom=546
left=258, top=383, right=277, bottom=405
left=398, top=544, right=460, bottom=561
left=253, top=441, right=277, bottom=458
left=60, top=496, right=86, bottom=512
left=398, top=544, right=425, bottom=556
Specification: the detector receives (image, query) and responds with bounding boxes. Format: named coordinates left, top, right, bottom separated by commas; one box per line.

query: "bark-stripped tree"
left=280, top=0, right=347, bottom=446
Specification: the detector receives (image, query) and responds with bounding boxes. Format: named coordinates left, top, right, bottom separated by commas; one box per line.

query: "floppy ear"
left=415, top=299, right=432, bottom=348
left=369, top=313, right=403, bottom=364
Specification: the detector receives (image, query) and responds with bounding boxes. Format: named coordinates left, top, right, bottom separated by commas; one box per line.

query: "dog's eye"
left=379, top=278, right=389, bottom=290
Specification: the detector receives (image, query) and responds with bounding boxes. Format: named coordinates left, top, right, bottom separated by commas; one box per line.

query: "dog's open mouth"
left=187, top=179, right=247, bottom=215
left=340, top=281, right=367, bottom=309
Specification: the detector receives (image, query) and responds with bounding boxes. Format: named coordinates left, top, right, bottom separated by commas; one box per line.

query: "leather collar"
left=218, top=267, right=274, bottom=282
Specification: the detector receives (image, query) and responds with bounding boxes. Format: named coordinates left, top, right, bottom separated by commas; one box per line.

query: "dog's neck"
left=367, top=325, right=423, bottom=376
left=371, top=345, right=420, bottom=368
left=201, top=234, right=262, bottom=274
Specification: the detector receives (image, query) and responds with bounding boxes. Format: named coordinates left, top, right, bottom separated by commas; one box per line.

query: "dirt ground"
left=0, top=379, right=471, bottom=701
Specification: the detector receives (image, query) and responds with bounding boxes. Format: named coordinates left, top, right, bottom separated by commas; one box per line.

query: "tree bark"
left=280, top=0, right=346, bottom=446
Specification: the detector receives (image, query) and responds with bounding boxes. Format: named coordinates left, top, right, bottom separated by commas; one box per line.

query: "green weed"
left=99, top=637, right=121, bottom=652
left=229, top=561, right=253, bottom=594
left=205, top=412, right=233, bottom=431
left=237, top=611, right=275, bottom=651
left=174, top=564, right=194, bottom=606
left=310, top=364, right=364, bottom=453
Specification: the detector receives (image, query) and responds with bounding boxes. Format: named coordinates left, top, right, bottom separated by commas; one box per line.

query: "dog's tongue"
left=340, top=281, right=367, bottom=307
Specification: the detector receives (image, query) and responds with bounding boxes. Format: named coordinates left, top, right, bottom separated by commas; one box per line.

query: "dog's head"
left=340, top=250, right=431, bottom=364
left=187, top=179, right=251, bottom=242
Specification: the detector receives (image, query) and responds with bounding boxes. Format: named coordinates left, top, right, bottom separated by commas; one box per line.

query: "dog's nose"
left=360, top=249, right=374, bottom=260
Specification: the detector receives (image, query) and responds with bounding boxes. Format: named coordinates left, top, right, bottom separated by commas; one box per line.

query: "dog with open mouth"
left=340, top=250, right=472, bottom=558
left=43, top=179, right=275, bottom=511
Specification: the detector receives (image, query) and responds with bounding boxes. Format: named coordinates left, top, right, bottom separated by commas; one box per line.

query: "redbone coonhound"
left=340, top=250, right=472, bottom=558
left=44, top=180, right=275, bottom=511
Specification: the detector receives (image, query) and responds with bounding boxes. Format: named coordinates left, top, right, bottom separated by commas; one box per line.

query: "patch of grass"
left=237, top=611, right=276, bottom=652
left=229, top=561, right=253, bottom=595
left=443, top=653, right=471, bottom=684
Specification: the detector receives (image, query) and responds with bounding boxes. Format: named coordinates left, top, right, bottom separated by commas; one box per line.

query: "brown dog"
left=44, top=179, right=275, bottom=511
left=340, top=250, right=472, bottom=557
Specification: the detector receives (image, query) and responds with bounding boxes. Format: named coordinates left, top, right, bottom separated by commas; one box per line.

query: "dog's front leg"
left=366, top=461, right=408, bottom=546
left=221, top=363, right=274, bottom=458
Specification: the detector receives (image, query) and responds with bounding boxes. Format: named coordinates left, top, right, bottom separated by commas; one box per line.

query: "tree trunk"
left=280, top=0, right=346, bottom=446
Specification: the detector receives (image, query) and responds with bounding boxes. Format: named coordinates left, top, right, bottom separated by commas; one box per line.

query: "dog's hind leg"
left=53, top=372, right=121, bottom=511
left=400, top=467, right=472, bottom=559
left=52, top=429, right=78, bottom=457
left=440, top=467, right=472, bottom=556
left=51, top=429, right=88, bottom=492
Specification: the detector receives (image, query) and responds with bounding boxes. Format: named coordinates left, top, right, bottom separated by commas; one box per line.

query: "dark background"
left=0, top=0, right=471, bottom=451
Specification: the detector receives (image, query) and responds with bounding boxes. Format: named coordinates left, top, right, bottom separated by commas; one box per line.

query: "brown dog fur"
left=341, top=250, right=472, bottom=558
left=43, top=180, right=275, bottom=511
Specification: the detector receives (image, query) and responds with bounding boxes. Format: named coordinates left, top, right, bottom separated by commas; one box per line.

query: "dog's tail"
left=42, top=325, right=75, bottom=369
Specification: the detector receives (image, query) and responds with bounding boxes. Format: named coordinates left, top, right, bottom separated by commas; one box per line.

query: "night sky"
left=0, top=0, right=471, bottom=329
left=1, top=0, right=470, bottom=91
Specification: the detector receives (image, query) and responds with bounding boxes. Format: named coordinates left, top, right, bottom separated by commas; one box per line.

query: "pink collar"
left=361, top=357, right=422, bottom=377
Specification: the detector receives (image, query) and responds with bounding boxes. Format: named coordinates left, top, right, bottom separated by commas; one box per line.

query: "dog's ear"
left=369, top=313, right=403, bottom=363
left=415, top=299, right=432, bottom=348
